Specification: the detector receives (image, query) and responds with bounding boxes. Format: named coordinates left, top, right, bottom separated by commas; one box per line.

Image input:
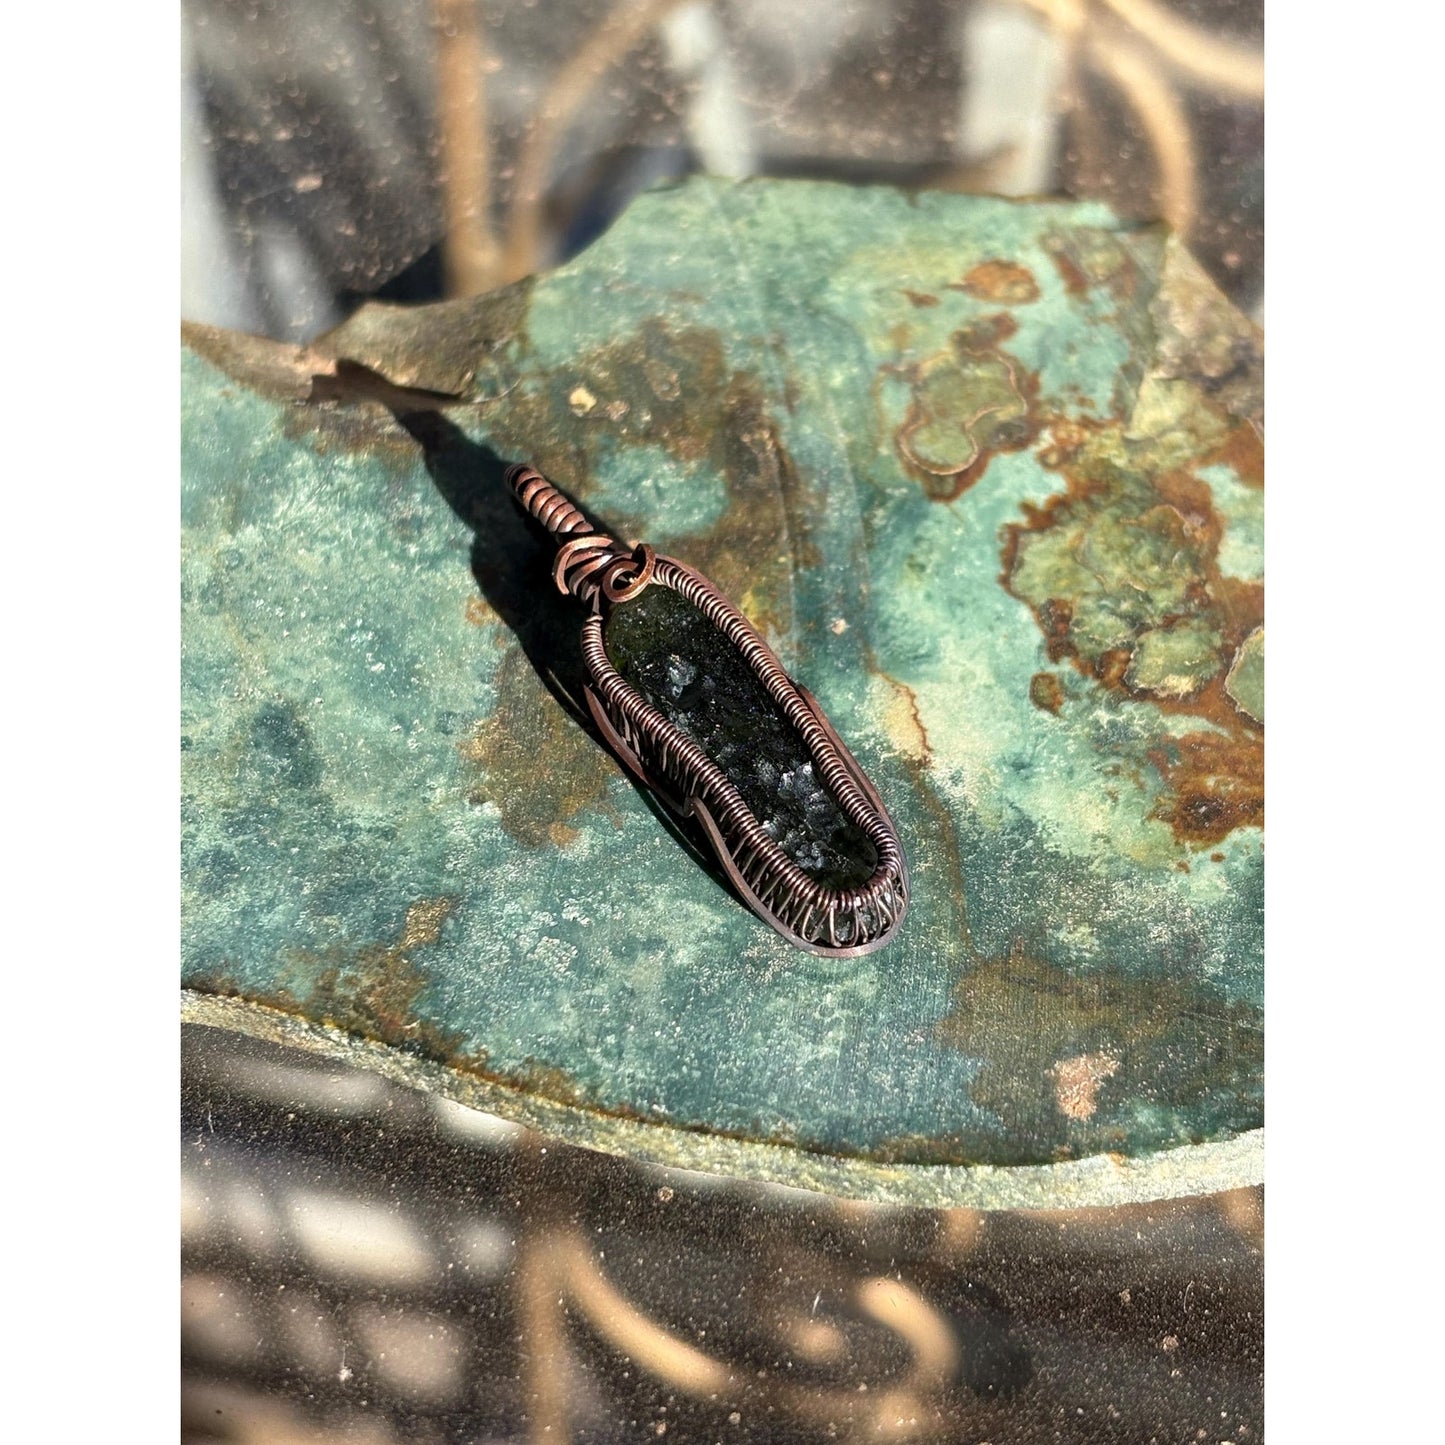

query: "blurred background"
left=181, top=3, right=1263, bottom=1439
left=181, top=0, right=1262, bottom=342
left=183, top=1027, right=1263, bottom=1444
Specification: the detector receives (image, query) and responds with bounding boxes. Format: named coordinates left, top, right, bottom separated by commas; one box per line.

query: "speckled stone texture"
left=604, top=583, right=879, bottom=890
left=181, top=177, right=1263, bottom=1205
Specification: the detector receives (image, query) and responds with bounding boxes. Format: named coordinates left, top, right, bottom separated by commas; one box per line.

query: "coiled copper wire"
left=504, top=462, right=908, bottom=955
left=507, top=464, right=657, bottom=609
left=581, top=558, right=908, bottom=953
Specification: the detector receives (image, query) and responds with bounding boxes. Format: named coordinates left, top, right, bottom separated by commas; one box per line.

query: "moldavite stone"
left=604, top=583, right=879, bottom=891
left=181, top=176, right=1264, bottom=1209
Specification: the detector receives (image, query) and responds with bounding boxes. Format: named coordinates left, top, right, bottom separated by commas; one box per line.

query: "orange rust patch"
left=398, top=898, right=453, bottom=950
left=1148, top=729, right=1264, bottom=846
left=894, top=316, right=1040, bottom=502
left=472, top=318, right=812, bottom=642
left=1032, top=599, right=1076, bottom=663
left=1035, top=416, right=1102, bottom=470
left=953, top=260, right=1040, bottom=304
left=1200, top=416, right=1265, bottom=489
left=938, top=941, right=1261, bottom=1159
left=1047, top=246, right=1091, bottom=298
left=879, top=672, right=932, bottom=765
left=1029, top=672, right=1065, bottom=714
left=464, top=594, right=494, bottom=626
left=1000, top=424, right=1264, bottom=848
left=1042, top=229, right=1142, bottom=313
left=859, top=634, right=975, bottom=958
left=268, top=897, right=466, bottom=1057
left=980, top=312, right=1019, bottom=344
left=1096, top=648, right=1132, bottom=689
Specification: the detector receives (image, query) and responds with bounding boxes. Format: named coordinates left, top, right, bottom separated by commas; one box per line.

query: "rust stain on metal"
left=270, top=896, right=467, bottom=1058
left=704, top=382, right=818, bottom=640
left=1001, top=423, right=1264, bottom=847
left=1045, top=243, right=1091, bottom=298
left=397, top=898, right=454, bottom=950
left=1147, top=728, right=1264, bottom=847
left=479, top=319, right=813, bottom=644
left=937, top=942, right=1262, bottom=1164
left=1200, top=418, right=1264, bottom=489
left=1042, top=229, right=1144, bottom=309
left=858, top=638, right=974, bottom=959
left=951, top=260, right=1040, bottom=304
left=464, top=594, right=494, bottom=626
left=879, top=671, right=933, bottom=766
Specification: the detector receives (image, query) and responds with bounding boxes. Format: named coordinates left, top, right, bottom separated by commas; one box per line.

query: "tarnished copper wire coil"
left=601, top=543, right=656, bottom=604
left=507, top=463, right=591, bottom=538
left=580, top=556, right=908, bottom=954
left=506, top=462, right=906, bottom=953
left=509, top=464, right=658, bottom=608
left=550, top=533, right=616, bottom=599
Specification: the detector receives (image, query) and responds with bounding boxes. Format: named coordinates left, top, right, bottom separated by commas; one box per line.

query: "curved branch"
left=555, top=1232, right=967, bottom=1432
left=433, top=0, right=500, bottom=294
left=855, top=1276, right=960, bottom=1383
left=556, top=1233, right=733, bottom=1395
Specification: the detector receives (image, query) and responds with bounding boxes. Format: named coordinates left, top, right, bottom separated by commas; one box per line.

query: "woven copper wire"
left=506, top=463, right=908, bottom=954
left=581, top=557, right=908, bottom=954
left=602, top=544, right=656, bottom=604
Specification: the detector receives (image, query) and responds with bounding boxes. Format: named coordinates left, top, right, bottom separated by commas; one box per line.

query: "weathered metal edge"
left=182, top=990, right=1262, bottom=1210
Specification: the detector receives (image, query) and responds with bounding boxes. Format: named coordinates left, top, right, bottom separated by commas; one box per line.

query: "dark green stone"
left=604, top=585, right=878, bottom=891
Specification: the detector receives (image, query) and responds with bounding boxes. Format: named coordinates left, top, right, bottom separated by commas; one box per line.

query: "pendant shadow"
left=314, top=364, right=731, bottom=899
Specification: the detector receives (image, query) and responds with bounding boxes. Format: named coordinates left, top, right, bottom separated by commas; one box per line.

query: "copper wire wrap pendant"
left=505, top=463, right=910, bottom=957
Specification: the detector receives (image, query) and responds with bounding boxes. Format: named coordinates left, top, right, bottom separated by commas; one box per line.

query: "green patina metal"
left=181, top=177, right=1263, bottom=1206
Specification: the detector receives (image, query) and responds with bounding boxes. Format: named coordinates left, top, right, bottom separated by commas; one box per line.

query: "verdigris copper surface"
left=181, top=177, right=1263, bottom=1208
